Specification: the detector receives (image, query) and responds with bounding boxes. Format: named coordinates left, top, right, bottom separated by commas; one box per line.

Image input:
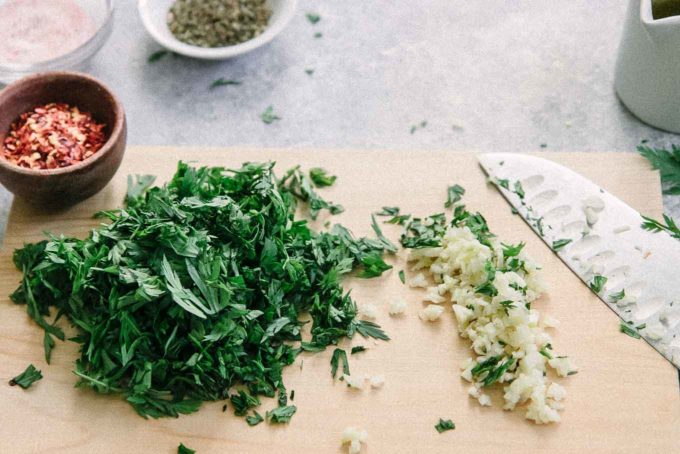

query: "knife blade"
left=478, top=153, right=680, bottom=369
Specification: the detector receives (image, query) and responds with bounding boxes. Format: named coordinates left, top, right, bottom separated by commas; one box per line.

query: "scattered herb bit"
left=638, top=144, right=680, bottom=195
left=590, top=275, right=608, bottom=293
left=245, top=410, right=264, bottom=426
left=266, top=405, right=297, bottom=423
left=305, top=68, right=314, bottom=76
left=330, top=348, right=350, bottom=378
left=309, top=167, right=337, bottom=188
left=540, top=143, right=547, bottom=148
left=551, top=239, right=572, bottom=251
left=445, top=184, right=465, bottom=208
left=502, top=242, right=525, bottom=258
left=496, top=178, right=510, bottom=190
left=609, top=289, right=626, bottom=302
left=260, top=105, right=281, bottom=124
left=435, top=418, right=455, bottom=433
left=350, top=346, right=366, bottom=355
left=10, top=162, right=391, bottom=421
left=410, top=120, right=428, bottom=134
left=148, top=50, right=169, bottom=63
left=511, top=207, right=519, bottom=215
left=314, top=32, right=323, bottom=38
left=222, top=404, right=227, bottom=412
left=278, top=165, right=345, bottom=219
left=513, top=181, right=525, bottom=199
left=377, top=207, right=400, bottom=216
left=306, top=13, right=321, bottom=24
left=290, top=390, right=295, bottom=400
left=371, top=214, right=398, bottom=253
left=539, top=346, right=553, bottom=359
left=641, top=214, right=680, bottom=240
left=9, top=364, right=42, bottom=389
left=210, top=78, right=241, bottom=89
left=398, top=270, right=405, bottom=284
left=178, top=443, right=195, bottom=454
left=386, top=214, right=411, bottom=225
left=620, top=322, right=641, bottom=339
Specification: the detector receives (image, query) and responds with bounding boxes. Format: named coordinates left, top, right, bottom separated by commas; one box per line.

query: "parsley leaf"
left=330, top=348, right=350, bottom=378
left=590, top=275, right=607, bottom=293
left=350, top=346, right=366, bottom=355
left=609, top=289, right=625, bottom=302
left=398, top=270, right=405, bottom=284
left=309, top=168, right=337, bottom=187
left=9, top=364, right=42, bottom=389
left=435, top=418, right=455, bottom=433
left=377, top=207, right=400, bottom=216
left=148, top=50, right=168, bottom=63
left=641, top=214, right=680, bottom=240
left=620, top=322, right=641, bottom=339
left=260, top=106, right=281, bottom=124
left=178, top=443, right=195, bottom=454
left=245, top=411, right=264, bottom=426
left=266, top=405, right=297, bottom=423
left=496, top=178, right=510, bottom=190
left=306, top=13, right=321, bottom=24
left=513, top=181, right=525, bottom=199
left=210, top=78, right=241, bottom=88
left=638, top=144, right=680, bottom=194
left=551, top=238, right=572, bottom=251
left=445, top=184, right=465, bottom=208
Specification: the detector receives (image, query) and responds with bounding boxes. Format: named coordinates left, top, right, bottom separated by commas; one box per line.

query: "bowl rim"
left=0, top=0, right=115, bottom=72
left=138, top=0, right=298, bottom=60
left=0, top=71, right=126, bottom=177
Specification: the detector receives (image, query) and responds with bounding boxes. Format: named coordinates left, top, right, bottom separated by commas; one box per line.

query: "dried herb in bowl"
left=168, top=0, right=272, bottom=48
left=10, top=161, right=392, bottom=420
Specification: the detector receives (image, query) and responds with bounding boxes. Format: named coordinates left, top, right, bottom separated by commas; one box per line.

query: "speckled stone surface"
left=1, top=0, right=679, bottom=242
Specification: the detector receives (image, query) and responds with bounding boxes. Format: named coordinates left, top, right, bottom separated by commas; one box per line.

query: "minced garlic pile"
left=408, top=224, right=576, bottom=424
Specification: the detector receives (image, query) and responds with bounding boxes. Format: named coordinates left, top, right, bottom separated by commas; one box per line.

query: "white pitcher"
left=615, top=0, right=680, bottom=133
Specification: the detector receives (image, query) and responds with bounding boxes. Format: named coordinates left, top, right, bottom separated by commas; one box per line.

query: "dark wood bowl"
left=0, top=72, right=126, bottom=207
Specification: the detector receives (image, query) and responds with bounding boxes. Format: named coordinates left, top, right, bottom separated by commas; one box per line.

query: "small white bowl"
left=138, top=0, right=297, bottom=60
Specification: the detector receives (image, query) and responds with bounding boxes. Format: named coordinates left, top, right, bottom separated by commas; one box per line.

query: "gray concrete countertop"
left=1, top=0, right=679, bottom=242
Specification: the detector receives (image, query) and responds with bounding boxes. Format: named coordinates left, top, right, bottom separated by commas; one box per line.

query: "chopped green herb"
left=501, top=242, right=525, bottom=258
left=330, top=348, right=350, bottom=378
left=9, top=364, right=42, bottom=389
left=513, top=181, right=525, bottom=199
left=148, top=50, right=168, bottom=63
left=435, top=418, right=455, bottom=433
left=309, top=167, right=337, bottom=187
left=386, top=214, right=411, bottom=225
left=620, top=322, right=641, bottom=339
left=551, top=239, right=572, bottom=251
left=350, top=346, right=366, bottom=355
left=305, top=68, right=314, bottom=76
left=306, top=13, right=321, bottom=24
left=377, top=206, right=400, bottom=216
left=496, top=178, right=510, bottom=190
left=539, top=347, right=553, bottom=359
left=609, top=289, right=626, bottom=302
left=371, top=214, right=398, bottom=253
left=314, top=32, right=323, bottom=38
left=210, top=78, right=241, bottom=89
left=290, top=390, right=295, bottom=400
left=641, top=214, right=680, bottom=240
left=245, top=410, right=264, bottom=426
left=638, top=144, right=680, bottom=195
left=260, top=106, right=281, bottom=124
left=409, top=120, right=428, bottom=134
left=266, top=405, right=297, bottom=423
left=10, top=162, right=391, bottom=421
left=590, top=275, right=608, bottom=293
left=398, top=270, right=405, bottom=284
left=178, top=443, right=195, bottom=454
left=445, top=184, right=465, bottom=208
left=540, top=143, right=547, bottom=148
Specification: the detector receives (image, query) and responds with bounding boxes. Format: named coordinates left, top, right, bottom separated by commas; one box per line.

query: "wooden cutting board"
left=0, top=148, right=678, bottom=454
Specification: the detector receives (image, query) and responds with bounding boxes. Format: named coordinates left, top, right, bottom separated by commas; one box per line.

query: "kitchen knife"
left=478, top=153, right=680, bottom=369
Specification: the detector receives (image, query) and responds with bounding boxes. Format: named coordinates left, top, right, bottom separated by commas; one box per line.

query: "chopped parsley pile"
left=10, top=162, right=391, bottom=421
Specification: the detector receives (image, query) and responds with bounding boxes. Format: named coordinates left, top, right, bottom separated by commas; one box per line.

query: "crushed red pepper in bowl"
left=2, top=102, right=107, bottom=170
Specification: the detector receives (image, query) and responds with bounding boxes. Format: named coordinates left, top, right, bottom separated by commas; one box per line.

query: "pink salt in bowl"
left=0, top=0, right=114, bottom=84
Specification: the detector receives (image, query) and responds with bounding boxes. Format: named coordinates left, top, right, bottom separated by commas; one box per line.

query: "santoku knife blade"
left=478, top=153, right=680, bottom=369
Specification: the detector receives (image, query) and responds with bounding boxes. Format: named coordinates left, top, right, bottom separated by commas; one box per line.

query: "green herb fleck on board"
left=305, top=68, right=314, bottom=75
left=9, top=364, right=42, bottom=389
left=266, top=405, right=297, bottom=423
left=590, top=275, right=607, bottom=293
left=609, top=289, right=626, bottom=302
left=351, top=346, right=366, bottom=355
left=330, top=348, right=350, bottom=378
left=245, top=411, right=264, bottom=426
left=398, top=269, right=405, bottom=284
left=309, top=168, right=337, bottom=187
left=410, top=120, right=428, bottom=134
left=641, top=214, right=680, bottom=240
left=261, top=106, right=281, bottom=124
left=445, top=184, right=465, bottom=208
left=377, top=206, right=400, bottom=216
left=496, top=178, right=510, bottom=190
left=513, top=181, right=525, bottom=199
left=314, top=32, right=323, bottom=38
left=306, top=13, right=321, bottom=24
left=435, top=418, right=455, bottom=433
left=551, top=239, right=572, bottom=251
left=210, top=78, right=241, bottom=89
left=178, top=443, right=195, bottom=454
left=148, top=50, right=169, bottom=63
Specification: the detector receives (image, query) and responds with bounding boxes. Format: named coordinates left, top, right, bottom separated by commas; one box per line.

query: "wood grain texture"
left=0, top=148, right=678, bottom=454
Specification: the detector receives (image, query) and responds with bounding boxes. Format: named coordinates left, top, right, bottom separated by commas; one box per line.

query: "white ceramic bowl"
left=138, top=0, right=297, bottom=60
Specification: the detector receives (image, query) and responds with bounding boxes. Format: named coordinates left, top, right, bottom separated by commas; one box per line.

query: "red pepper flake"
left=2, top=102, right=106, bottom=170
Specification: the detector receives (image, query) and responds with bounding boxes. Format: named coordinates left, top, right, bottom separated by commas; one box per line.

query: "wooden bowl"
left=0, top=72, right=126, bottom=207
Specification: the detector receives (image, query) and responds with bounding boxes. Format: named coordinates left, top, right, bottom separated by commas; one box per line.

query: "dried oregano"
left=168, top=0, right=271, bottom=47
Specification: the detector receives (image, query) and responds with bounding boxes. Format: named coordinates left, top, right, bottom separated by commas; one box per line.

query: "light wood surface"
left=1, top=148, right=678, bottom=453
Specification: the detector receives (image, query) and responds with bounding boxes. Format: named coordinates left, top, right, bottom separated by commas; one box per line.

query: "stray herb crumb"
left=351, top=346, right=366, bottom=355
left=261, top=106, right=281, bottom=124
left=178, top=443, right=195, bottom=454
left=9, top=364, right=42, bottom=389
left=306, top=13, right=321, bottom=24
left=435, top=418, right=455, bottom=433
left=590, top=275, right=607, bottom=293
left=551, top=239, right=572, bottom=251
left=309, top=168, right=337, bottom=187
left=305, top=68, right=314, bottom=75
left=314, top=32, right=323, bottom=38
left=620, top=322, right=642, bottom=339
left=148, top=50, right=168, bottom=63
left=246, top=411, right=264, bottom=426
left=399, top=269, right=405, bottom=284
left=210, top=78, right=241, bottom=89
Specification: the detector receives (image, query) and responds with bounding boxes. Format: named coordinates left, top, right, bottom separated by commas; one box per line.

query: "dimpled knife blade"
left=478, top=153, right=680, bottom=369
